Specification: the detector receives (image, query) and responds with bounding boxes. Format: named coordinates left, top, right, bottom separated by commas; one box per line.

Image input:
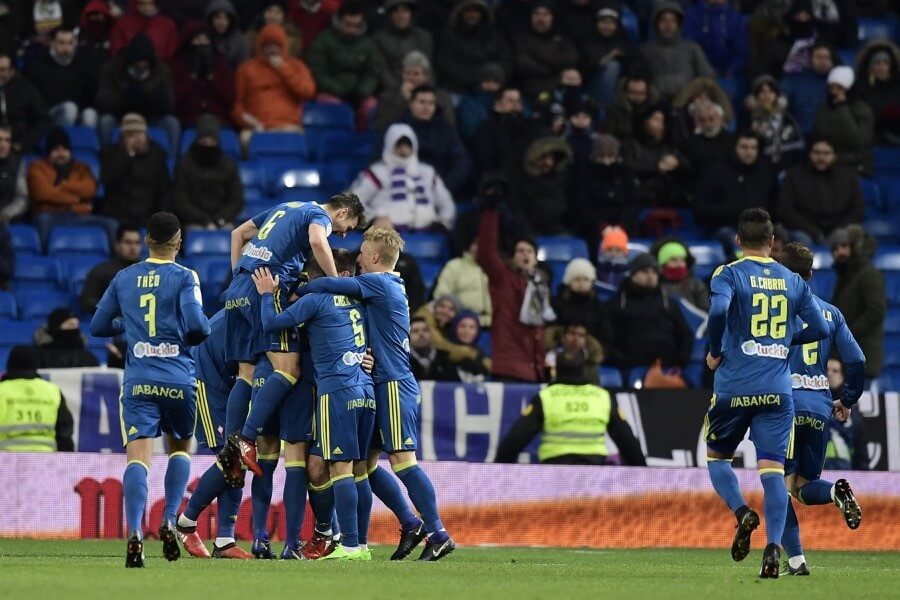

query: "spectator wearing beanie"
left=512, top=0, right=580, bottom=102
left=571, top=134, right=637, bottom=253
left=652, top=239, right=709, bottom=310
left=596, top=226, right=630, bottom=289
left=639, top=2, right=714, bottom=99
left=109, top=0, right=178, bottom=60
left=812, top=65, right=874, bottom=177
left=173, top=114, right=243, bottom=230
left=551, top=257, right=613, bottom=349
left=168, top=20, right=236, bottom=128
left=206, top=0, right=250, bottom=68
left=35, top=308, right=100, bottom=369
left=855, top=40, right=900, bottom=145
left=743, top=74, right=804, bottom=169
left=579, top=3, right=636, bottom=109
left=375, top=50, right=455, bottom=131
left=435, top=0, right=512, bottom=94
left=373, top=0, right=434, bottom=91
left=456, top=62, right=506, bottom=142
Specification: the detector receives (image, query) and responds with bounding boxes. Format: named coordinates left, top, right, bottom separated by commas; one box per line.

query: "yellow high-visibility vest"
left=538, top=383, right=611, bottom=462
left=0, top=377, right=62, bottom=452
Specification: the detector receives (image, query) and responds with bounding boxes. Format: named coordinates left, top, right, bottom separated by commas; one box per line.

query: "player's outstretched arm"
left=294, top=275, right=363, bottom=299
left=253, top=267, right=316, bottom=333
left=792, top=285, right=830, bottom=345
left=180, top=272, right=211, bottom=345
left=90, top=278, right=125, bottom=337
left=231, top=219, right=259, bottom=269
left=834, top=313, right=866, bottom=408
left=309, top=223, right=338, bottom=277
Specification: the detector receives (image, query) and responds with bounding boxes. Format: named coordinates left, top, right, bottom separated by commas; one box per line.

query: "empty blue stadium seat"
left=0, top=319, right=45, bottom=345
left=627, top=239, right=652, bottom=255
left=0, top=345, right=10, bottom=370
left=879, top=175, right=900, bottom=209
left=546, top=261, right=567, bottom=292
left=621, top=6, right=640, bottom=42
left=12, top=255, right=61, bottom=290
left=860, top=178, right=883, bottom=212
left=858, top=18, right=898, bottom=44
left=884, top=335, right=900, bottom=367
left=403, top=232, right=450, bottom=262
left=887, top=272, right=900, bottom=306
left=419, top=260, right=443, bottom=293
left=873, top=246, right=900, bottom=270
left=9, top=224, right=41, bottom=255
left=684, top=361, right=704, bottom=388
left=0, top=291, right=15, bottom=320
left=282, top=188, right=325, bottom=203
left=536, top=237, right=589, bottom=262
left=64, top=126, right=100, bottom=154
left=627, top=367, right=649, bottom=388
left=179, top=127, right=241, bottom=159
left=188, top=256, right=231, bottom=291
left=321, top=159, right=365, bottom=192
left=809, top=269, right=836, bottom=300
left=15, top=289, right=72, bottom=320
left=280, top=168, right=321, bottom=189
left=302, top=102, right=354, bottom=130
left=47, top=226, right=109, bottom=256
left=598, top=366, right=623, bottom=388
left=865, top=217, right=897, bottom=241
left=62, top=254, right=106, bottom=295
left=688, top=243, right=725, bottom=266
left=260, top=158, right=317, bottom=194
left=885, top=313, right=900, bottom=335
left=239, top=161, right=263, bottom=190
left=317, top=130, right=375, bottom=161
left=184, top=230, right=230, bottom=257
left=874, top=147, right=900, bottom=174
left=247, top=131, right=309, bottom=161
left=240, top=197, right=280, bottom=222
left=330, top=231, right=363, bottom=251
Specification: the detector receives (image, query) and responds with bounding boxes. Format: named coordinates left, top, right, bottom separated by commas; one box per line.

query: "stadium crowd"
left=0, top=0, right=897, bottom=389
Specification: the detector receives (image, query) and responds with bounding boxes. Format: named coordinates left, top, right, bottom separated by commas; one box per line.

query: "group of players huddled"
left=91, top=193, right=454, bottom=567
left=90, top=197, right=863, bottom=575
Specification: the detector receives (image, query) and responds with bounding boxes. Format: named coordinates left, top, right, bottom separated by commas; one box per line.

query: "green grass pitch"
left=2, top=540, right=898, bottom=600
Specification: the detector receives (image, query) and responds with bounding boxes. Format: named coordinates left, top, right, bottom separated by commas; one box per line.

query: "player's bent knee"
left=307, top=456, right=330, bottom=486
left=267, top=352, right=300, bottom=379
left=387, top=450, right=416, bottom=467
left=237, top=362, right=255, bottom=382
left=283, top=441, right=307, bottom=462
left=328, top=461, right=353, bottom=478
left=257, top=435, right=280, bottom=456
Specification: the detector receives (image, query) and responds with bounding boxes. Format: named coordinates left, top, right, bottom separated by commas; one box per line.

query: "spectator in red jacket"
left=168, top=21, right=235, bottom=127
left=477, top=208, right=553, bottom=383
left=110, top=0, right=179, bottom=60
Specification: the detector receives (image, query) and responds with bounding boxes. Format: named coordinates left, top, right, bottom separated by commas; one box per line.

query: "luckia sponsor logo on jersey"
left=741, top=340, right=789, bottom=359
left=133, top=342, right=180, bottom=358
left=242, top=242, right=273, bottom=261
left=342, top=351, right=365, bottom=366
left=791, top=373, right=829, bottom=390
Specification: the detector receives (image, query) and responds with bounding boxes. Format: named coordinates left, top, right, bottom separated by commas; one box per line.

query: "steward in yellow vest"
left=494, top=352, right=645, bottom=465
left=0, top=345, right=73, bottom=452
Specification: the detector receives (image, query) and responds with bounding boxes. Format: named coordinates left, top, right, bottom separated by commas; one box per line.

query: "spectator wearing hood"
left=206, top=0, right=250, bottom=69
left=596, top=225, right=630, bottom=288
left=399, top=84, right=471, bottom=196
left=669, top=76, right=735, bottom=144
left=168, top=21, right=235, bottom=127
left=0, top=53, right=49, bottom=155
left=0, top=345, right=74, bottom=452
left=683, top=0, right=749, bottom=78
left=78, top=0, right=114, bottom=74
left=551, top=258, right=613, bottom=347
left=813, top=66, right=874, bottom=177
left=651, top=239, right=709, bottom=310
left=246, top=1, right=304, bottom=59
left=307, top=1, right=383, bottom=130
left=456, top=62, right=506, bottom=143
left=605, top=252, right=692, bottom=370
left=232, top=23, right=316, bottom=143
left=96, top=33, right=180, bottom=154
left=433, top=219, right=492, bottom=326
left=511, top=135, right=574, bottom=236
left=35, top=308, right=100, bottom=369
left=855, top=39, right=900, bottom=145
left=478, top=207, right=551, bottom=382
left=622, top=104, right=691, bottom=207
left=777, top=137, right=864, bottom=246
left=473, top=85, right=542, bottom=176
left=571, top=135, right=637, bottom=252
left=24, top=27, right=98, bottom=128
left=414, top=294, right=482, bottom=365
left=830, top=225, right=885, bottom=379
left=288, top=0, right=341, bottom=52
left=604, top=74, right=660, bottom=142
left=639, top=2, right=714, bottom=99
left=435, top=0, right=512, bottom=93
left=374, top=50, right=454, bottom=131
left=448, top=309, right=491, bottom=382
left=679, top=101, right=735, bottom=179
left=26, top=126, right=109, bottom=246
left=579, top=3, right=635, bottom=108
left=15, top=0, right=81, bottom=48
left=174, top=114, right=243, bottom=230
left=743, top=74, right=804, bottom=169
left=109, top=0, right=178, bottom=60
left=351, top=123, right=455, bottom=232
left=564, top=95, right=599, bottom=164
left=100, top=113, right=171, bottom=227
left=693, top=131, right=776, bottom=257
left=780, top=40, right=836, bottom=136
left=373, top=0, right=434, bottom=91
left=512, top=1, right=580, bottom=102
left=0, top=125, right=28, bottom=222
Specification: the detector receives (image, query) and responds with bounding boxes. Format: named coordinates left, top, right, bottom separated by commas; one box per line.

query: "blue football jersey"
left=353, top=272, right=414, bottom=384
left=237, top=201, right=333, bottom=285
left=194, top=310, right=236, bottom=392
left=94, top=258, right=208, bottom=385
left=789, top=297, right=865, bottom=417
left=708, top=256, right=827, bottom=397
left=262, top=292, right=372, bottom=394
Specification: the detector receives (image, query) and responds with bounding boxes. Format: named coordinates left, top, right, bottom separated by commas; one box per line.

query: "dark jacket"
left=777, top=163, right=864, bottom=242
left=79, top=257, right=135, bottom=314
left=693, top=154, right=776, bottom=232
left=100, top=141, right=172, bottom=226
left=473, top=111, right=544, bottom=176
left=813, top=98, right=875, bottom=177
left=477, top=210, right=545, bottom=382
left=605, top=279, right=693, bottom=369
left=173, top=145, right=243, bottom=228
left=96, top=35, right=176, bottom=119
left=400, top=112, right=472, bottom=196
left=35, top=335, right=100, bottom=370
left=639, top=2, right=715, bottom=99
left=571, top=160, right=638, bottom=248
left=372, top=22, right=433, bottom=90
left=604, top=78, right=661, bottom=141
left=307, top=19, right=384, bottom=99
left=167, top=21, right=236, bottom=127
left=0, top=74, right=50, bottom=153
left=743, top=94, right=805, bottom=168
left=622, top=129, right=691, bottom=207
left=375, top=87, right=455, bottom=131
left=435, top=0, right=512, bottom=93
left=205, top=0, right=250, bottom=68
left=557, top=0, right=606, bottom=46
left=854, top=39, right=900, bottom=144
left=680, top=130, right=735, bottom=178
left=396, top=251, right=426, bottom=313
left=0, top=223, right=13, bottom=288
left=780, top=69, right=829, bottom=136
left=511, top=136, right=574, bottom=236
left=551, top=287, right=613, bottom=347
left=512, top=26, right=580, bottom=100
left=23, top=46, right=96, bottom=110
left=832, top=237, right=886, bottom=378
left=578, top=27, right=635, bottom=81
left=682, top=0, right=749, bottom=76
left=410, top=347, right=459, bottom=382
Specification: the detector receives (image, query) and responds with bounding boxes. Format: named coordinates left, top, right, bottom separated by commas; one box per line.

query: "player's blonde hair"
left=364, top=227, right=405, bottom=268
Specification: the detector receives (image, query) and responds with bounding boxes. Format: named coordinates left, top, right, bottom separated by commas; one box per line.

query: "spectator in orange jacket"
left=26, top=127, right=116, bottom=250
left=232, top=23, right=317, bottom=147
left=109, top=0, right=179, bottom=60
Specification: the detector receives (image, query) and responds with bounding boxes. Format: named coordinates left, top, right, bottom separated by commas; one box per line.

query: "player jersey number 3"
left=750, top=292, right=787, bottom=339
left=140, top=293, right=156, bottom=336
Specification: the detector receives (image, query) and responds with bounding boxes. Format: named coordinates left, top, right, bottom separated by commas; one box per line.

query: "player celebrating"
left=91, top=213, right=211, bottom=568
left=221, top=193, right=362, bottom=556
left=780, top=242, right=865, bottom=575
left=252, top=251, right=376, bottom=560
left=294, top=227, right=455, bottom=561
left=704, top=208, right=828, bottom=579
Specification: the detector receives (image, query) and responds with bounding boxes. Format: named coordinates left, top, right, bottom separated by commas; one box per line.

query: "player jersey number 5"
left=750, top=293, right=787, bottom=339
left=350, top=308, right=365, bottom=348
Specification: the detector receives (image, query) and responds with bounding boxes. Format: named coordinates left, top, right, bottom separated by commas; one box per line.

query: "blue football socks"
left=760, top=470, right=789, bottom=545
left=163, top=452, right=191, bottom=526
left=797, top=479, right=834, bottom=505
left=183, top=461, right=228, bottom=522
left=782, top=500, right=803, bottom=558
left=356, top=474, right=373, bottom=546
left=123, top=460, right=149, bottom=539
left=308, top=480, right=335, bottom=533
left=707, top=459, right=747, bottom=513
left=224, top=378, right=252, bottom=436
left=394, top=462, right=447, bottom=542
left=283, top=461, right=308, bottom=547
left=252, top=456, right=278, bottom=538
left=369, top=465, right=419, bottom=530
left=333, top=475, right=359, bottom=548
left=241, top=371, right=295, bottom=441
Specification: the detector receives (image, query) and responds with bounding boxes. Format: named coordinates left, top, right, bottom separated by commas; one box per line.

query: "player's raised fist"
left=252, top=267, right=279, bottom=294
